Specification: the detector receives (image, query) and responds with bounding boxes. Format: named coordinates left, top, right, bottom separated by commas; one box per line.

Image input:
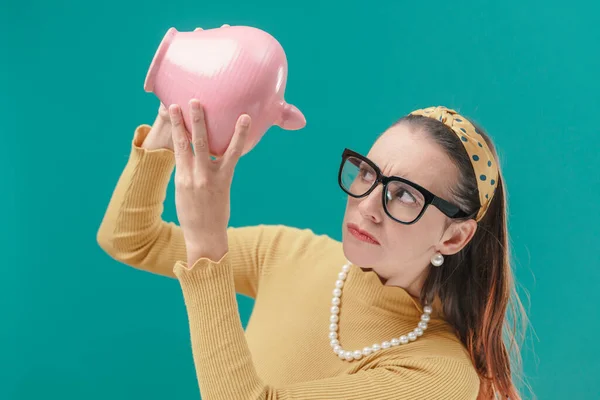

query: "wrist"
left=186, top=241, right=229, bottom=265
left=141, top=117, right=172, bottom=150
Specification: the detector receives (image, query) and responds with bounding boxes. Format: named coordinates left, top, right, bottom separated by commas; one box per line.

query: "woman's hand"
left=169, top=99, right=250, bottom=266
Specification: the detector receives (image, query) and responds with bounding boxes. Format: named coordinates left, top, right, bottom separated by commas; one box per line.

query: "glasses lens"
left=340, top=155, right=426, bottom=223
left=384, top=180, right=426, bottom=223
left=341, top=156, right=377, bottom=196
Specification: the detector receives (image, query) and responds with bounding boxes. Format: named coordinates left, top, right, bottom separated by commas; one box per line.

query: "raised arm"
left=96, top=109, right=299, bottom=298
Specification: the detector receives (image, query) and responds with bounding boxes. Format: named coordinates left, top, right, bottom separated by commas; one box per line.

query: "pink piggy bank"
left=143, top=25, right=306, bottom=157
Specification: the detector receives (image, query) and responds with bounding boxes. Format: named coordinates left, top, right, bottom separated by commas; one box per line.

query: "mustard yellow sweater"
left=97, top=125, right=481, bottom=399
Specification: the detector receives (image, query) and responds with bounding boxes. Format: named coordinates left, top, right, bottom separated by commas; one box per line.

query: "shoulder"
left=369, top=324, right=480, bottom=396
left=227, top=223, right=343, bottom=267
left=376, top=352, right=480, bottom=399
left=406, top=355, right=480, bottom=397
left=228, top=223, right=340, bottom=253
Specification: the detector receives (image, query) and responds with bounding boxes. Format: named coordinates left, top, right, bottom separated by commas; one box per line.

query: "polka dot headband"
left=409, top=106, right=499, bottom=222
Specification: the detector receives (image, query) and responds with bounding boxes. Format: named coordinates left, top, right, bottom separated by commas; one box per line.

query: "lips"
left=347, top=223, right=380, bottom=244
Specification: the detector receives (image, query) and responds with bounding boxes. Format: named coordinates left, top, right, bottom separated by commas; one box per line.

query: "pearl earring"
left=431, top=252, right=444, bottom=267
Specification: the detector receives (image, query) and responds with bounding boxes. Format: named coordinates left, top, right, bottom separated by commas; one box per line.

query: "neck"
left=376, top=269, right=428, bottom=299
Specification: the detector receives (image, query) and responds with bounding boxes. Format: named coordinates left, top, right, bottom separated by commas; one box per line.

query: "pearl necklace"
left=329, top=262, right=433, bottom=361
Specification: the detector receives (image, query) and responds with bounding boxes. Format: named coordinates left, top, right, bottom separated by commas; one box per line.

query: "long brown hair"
left=393, top=114, right=530, bottom=399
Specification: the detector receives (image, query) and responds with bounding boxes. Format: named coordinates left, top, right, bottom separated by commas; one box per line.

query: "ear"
left=437, top=219, right=478, bottom=256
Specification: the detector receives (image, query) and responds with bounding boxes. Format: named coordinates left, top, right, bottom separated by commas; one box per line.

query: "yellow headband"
left=409, top=106, right=499, bottom=222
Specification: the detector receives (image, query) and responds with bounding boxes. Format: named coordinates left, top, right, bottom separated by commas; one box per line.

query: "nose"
left=357, top=184, right=384, bottom=223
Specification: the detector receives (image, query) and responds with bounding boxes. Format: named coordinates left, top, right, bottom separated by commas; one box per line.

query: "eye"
left=358, top=165, right=375, bottom=181
left=388, top=187, right=419, bottom=205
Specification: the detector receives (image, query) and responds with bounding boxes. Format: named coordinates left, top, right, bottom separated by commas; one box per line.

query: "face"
left=341, top=122, right=477, bottom=296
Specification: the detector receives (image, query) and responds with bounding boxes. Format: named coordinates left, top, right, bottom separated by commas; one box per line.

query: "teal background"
left=1, top=0, right=598, bottom=398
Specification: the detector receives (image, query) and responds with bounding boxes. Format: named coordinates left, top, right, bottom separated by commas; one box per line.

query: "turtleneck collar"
left=340, top=260, right=425, bottom=317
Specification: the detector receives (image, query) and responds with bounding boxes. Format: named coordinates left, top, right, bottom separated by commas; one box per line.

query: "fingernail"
left=240, top=115, right=250, bottom=126
left=169, top=104, right=179, bottom=114
left=190, top=100, right=200, bottom=111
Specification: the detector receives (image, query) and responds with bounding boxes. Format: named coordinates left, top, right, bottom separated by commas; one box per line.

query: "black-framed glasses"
left=338, top=148, right=472, bottom=225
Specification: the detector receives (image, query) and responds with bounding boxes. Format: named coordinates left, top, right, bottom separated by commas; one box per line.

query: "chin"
left=342, top=237, right=380, bottom=269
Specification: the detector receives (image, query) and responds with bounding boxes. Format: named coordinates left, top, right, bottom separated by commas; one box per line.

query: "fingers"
left=169, top=104, right=193, bottom=175
left=222, top=114, right=251, bottom=171
left=189, top=99, right=210, bottom=171
left=158, top=102, right=169, bottom=120
left=194, top=27, right=203, bottom=31
left=169, top=99, right=247, bottom=178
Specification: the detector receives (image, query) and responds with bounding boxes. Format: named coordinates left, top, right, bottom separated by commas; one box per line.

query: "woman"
left=97, top=97, right=527, bottom=399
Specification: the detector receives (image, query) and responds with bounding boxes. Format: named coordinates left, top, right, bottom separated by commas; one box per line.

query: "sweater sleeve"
left=96, top=125, right=302, bottom=298
left=173, top=255, right=481, bottom=400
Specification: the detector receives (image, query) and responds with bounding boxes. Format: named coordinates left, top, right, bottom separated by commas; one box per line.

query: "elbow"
left=95, top=221, right=152, bottom=268
left=95, top=217, right=130, bottom=261
left=96, top=222, right=117, bottom=257
left=96, top=227, right=142, bottom=266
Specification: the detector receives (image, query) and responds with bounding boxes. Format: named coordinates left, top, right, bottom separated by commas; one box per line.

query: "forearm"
left=97, top=125, right=182, bottom=276
left=174, top=255, right=265, bottom=399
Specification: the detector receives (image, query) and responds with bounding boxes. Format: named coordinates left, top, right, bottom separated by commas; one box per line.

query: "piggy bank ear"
left=276, top=102, right=306, bottom=130
left=194, top=24, right=228, bottom=31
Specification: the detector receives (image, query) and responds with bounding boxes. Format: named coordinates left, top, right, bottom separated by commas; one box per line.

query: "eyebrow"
left=390, top=170, right=415, bottom=181
left=366, top=156, right=414, bottom=181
